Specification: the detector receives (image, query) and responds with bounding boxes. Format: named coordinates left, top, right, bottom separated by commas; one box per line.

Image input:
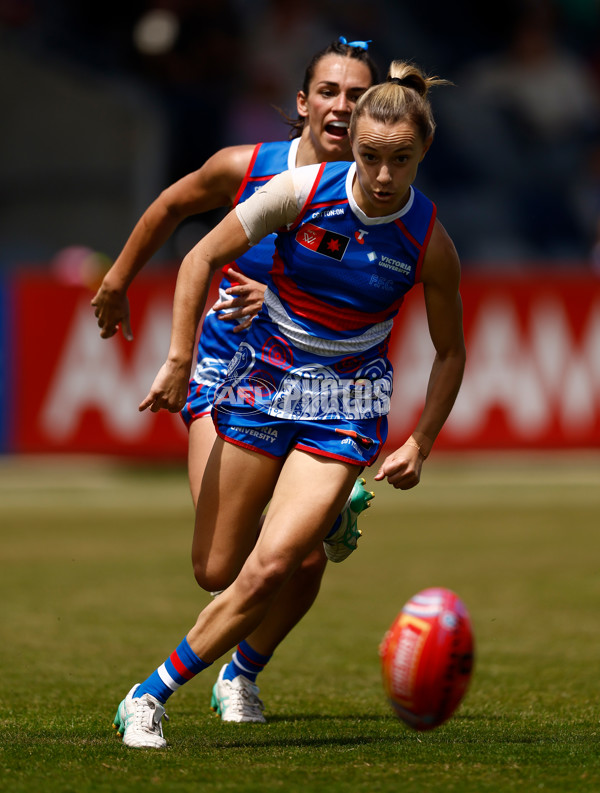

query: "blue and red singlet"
left=213, top=161, right=437, bottom=464
left=181, top=138, right=299, bottom=425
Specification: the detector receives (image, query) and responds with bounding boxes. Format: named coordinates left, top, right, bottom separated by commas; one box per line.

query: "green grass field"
left=2, top=453, right=600, bottom=792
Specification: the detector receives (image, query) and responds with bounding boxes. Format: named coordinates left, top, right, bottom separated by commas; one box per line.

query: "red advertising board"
left=391, top=271, right=600, bottom=451
left=10, top=269, right=600, bottom=457
left=13, top=272, right=189, bottom=457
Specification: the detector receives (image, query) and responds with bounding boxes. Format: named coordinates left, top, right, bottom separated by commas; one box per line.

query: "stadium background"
left=1, top=0, right=599, bottom=457
left=3, top=6, right=600, bottom=789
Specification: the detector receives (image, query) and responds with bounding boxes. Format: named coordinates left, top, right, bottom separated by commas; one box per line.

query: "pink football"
left=379, top=587, right=474, bottom=730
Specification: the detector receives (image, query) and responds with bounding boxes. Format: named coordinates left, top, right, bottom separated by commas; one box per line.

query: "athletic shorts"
left=181, top=379, right=213, bottom=426
left=180, top=358, right=229, bottom=428
left=180, top=298, right=249, bottom=428
left=213, top=403, right=386, bottom=466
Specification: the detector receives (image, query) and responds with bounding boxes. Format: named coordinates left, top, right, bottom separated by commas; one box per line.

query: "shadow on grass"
left=265, top=712, right=392, bottom=724
left=206, top=733, right=401, bottom=751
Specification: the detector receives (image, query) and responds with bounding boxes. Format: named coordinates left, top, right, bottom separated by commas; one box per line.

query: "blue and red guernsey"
left=221, top=161, right=437, bottom=422
left=228, top=140, right=298, bottom=282
left=271, top=161, right=435, bottom=340
left=189, top=140, right=297, bottom=400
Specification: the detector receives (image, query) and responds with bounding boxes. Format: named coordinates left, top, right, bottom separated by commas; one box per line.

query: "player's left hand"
left=212, top=268, right=266, bottom=333
left=373, top=441, right=424, bottom=490
left=139, top=360, right=190, bottom=414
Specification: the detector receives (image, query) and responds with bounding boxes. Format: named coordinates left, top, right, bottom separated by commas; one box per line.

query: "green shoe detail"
left=113, top=706, right=125, bottom=737
left=210, top=685, right=221, bottom=716
left=324, top=477, right=374, bottom=563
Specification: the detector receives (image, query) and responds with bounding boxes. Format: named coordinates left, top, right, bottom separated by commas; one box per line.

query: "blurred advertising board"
left=0, top=276, right=14, bottom=452
left=6, top=268, right=600, bottom=457
left=10, top=272, right=187, bottom=457
left=392, top=271, right=600, bottom=451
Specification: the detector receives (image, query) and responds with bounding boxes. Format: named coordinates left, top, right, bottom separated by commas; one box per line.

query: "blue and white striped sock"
left=223, top=640, right=272, bottom=683
left=133, top=637, right=211, bottom=704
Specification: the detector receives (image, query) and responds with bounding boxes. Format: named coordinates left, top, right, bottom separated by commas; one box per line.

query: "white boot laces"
left=135, top=695, right=168, bottom=734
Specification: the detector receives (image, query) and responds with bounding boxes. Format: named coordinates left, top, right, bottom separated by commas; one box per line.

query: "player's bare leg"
left=191, top=437, right=282, bottom=592
left=188, top=425, right=359, bottom=722
left=244, top=544, right=327, bottom=655
left=187, top=448, right=358, bottom=661
left=187, top=415, right=217, bottom=508
left=113, top=448, right=358, bottom=745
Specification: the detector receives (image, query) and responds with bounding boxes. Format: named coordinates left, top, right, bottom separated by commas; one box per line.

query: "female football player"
left=93, top=39, right=378, bottom=724
left=112, top=58, right=466, bottom=749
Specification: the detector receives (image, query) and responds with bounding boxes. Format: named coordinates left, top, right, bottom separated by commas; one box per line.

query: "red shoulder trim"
left=287, top=162, right=327, bottom=232
left=394, top=202, right=437, bottom=284
left=232, top=143, right=262, bottom=207
left=415, top=203, right=437, bottom=283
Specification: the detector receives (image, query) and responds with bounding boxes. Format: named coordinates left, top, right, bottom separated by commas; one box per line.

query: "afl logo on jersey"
left=296, top=223, right=350, bottom=261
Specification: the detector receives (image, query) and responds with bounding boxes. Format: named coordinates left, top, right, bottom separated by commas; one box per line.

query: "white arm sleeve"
left=235, top=164, right=322, bottom=245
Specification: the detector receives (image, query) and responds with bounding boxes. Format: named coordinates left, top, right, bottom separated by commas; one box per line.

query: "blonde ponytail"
left=350, top=60, right=452, bottom=142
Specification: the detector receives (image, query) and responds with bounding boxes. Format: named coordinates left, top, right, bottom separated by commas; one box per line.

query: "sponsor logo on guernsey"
left=311, top=207, right=345, bottom=219
left=369, top=274, right=395, bottom=292
left=355, top=229, right=369, bottom=244
left=377, top=255, right=412, bottom=275
left=296, top=223, right=350, bottom=261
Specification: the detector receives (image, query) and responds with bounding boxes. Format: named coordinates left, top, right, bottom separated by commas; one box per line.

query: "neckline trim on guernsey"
left=288, top=136, right=301, bottom=170
left=345, top=163, right=415, bottom=225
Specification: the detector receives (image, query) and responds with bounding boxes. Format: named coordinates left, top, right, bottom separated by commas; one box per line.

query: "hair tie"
left=387, top=77, right=406, bottom=87
left=338, top=35, right=372, bottom=51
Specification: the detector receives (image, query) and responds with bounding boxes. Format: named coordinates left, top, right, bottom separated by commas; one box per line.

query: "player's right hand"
left=139, top=360, right=189, bottom=414
left=91, top=286, right=133, bottom=341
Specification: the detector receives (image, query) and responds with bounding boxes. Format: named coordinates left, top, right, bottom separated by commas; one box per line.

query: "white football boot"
left=210, top=664, right=266, bottom=723
left=323, top=477, right=375, bottom=563
left=113, top=684, right=169, bottom=748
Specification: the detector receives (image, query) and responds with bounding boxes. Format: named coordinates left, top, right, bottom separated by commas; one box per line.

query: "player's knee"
left=192, top=557, right=235, bottom=593
left=237, top=555, right=290, bottom=605
left=296, top=546, right=327, bottom=585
